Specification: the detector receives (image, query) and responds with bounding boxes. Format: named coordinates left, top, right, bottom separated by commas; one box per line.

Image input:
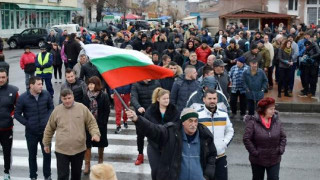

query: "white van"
left=51, top=24, right=81, bottom=37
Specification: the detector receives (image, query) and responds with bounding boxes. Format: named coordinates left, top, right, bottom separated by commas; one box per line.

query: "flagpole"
left=113, top=89, right=130, bottom=110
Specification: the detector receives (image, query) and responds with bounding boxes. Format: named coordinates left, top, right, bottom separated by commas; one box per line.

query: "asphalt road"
left=0, top=48, right=319, bottom=180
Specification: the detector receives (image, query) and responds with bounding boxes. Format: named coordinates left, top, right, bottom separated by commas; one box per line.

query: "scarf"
left=284, top=47, right=292, bottom=55
left=87, top=91, right=100, bottom=119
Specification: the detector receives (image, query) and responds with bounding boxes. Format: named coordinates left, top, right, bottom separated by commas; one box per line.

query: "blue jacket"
left=35, top=52, right=53, bottom=78
left=171, top=76, right=200, bottom=112
left=14, top=90, right=54, bottom=135
left=179, top=129, right=204, bottom=180
left=298, top=38, right=307, bottom=57
left=242, top=68, right=268, bottom=101
left=110, top=84, right=132, bottom=94
left=201, top=34, right=214, bottom=47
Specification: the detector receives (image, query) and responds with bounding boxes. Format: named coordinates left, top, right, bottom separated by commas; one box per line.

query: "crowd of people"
left=3, top=19, right=320, bottom=180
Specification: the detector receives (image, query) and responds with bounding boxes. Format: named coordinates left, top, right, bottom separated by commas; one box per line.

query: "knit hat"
left=236, top=56, right=246, bottom=64
left=257, top=97, right=275, bottom=109
left=180, top=108, right=199, bottom=122
left=152, top=51, right=159, bottom=55
left=168, top=43, right=175, bottom=50
left=202, top=76, right=217, bottom=89
left=90, top=163, right=118, bottom=180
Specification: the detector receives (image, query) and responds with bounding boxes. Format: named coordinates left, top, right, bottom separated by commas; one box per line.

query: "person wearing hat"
left=197, top=88, right=234, bottom=180
left=257, top=39, right=271, bottom=74
left=162, top=43, right=179, bottom=61
left=195, top=39, right=212, bottom=64
left=201, top=28, right=214, bottom=47
left=126, top=107, right=217, bottom=180
left=151, top=51, right=160, bottom=65
left=225, top=39, right=243, bottom=71
left=213, top=59, right=230, bottom=99
left=20, top=46, right=36, bottom=90
left=229, top=56, right=249, bottom=119
left=35, top=45, right=54, bottom=97
left=213, top=43, right=226, bottom=60
left=132, top=33, right=152, bottom=52
left=243, top=97, right=286, bottom=180
left=173, top=35, right=184, bottom=52
left=299, top=39, right=320, bottom=98
left=251, top=31, right=262, bottom=45
left=243, top=59, right=268, bottom=115
left=184, top=24, right=196, bottom=42
left=243, top=43, right=263, bottom=69
left=187, top=76, right=230, bottom=113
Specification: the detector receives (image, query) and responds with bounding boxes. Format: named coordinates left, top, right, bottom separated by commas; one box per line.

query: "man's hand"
left=39, top=66, right=44, bottom=71
left=138, top=107, right=145, bottom=114
left=111, top=94, right=114, bottom=99
left=126, top=109, right=138, bottom=122
left=44, top=146, right=50, bottom=154
left=91, top=135, right=100, bottom=142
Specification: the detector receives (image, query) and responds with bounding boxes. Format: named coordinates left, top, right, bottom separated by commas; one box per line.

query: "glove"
left=39, top=67, right=44, bottom=71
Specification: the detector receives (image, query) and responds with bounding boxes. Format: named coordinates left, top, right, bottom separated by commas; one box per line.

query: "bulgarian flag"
left=83, top=44, right=174, bottom=89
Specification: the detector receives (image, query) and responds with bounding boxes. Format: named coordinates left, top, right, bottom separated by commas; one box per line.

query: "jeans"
left=0, top=130, right=13, bottom=174
left=25, top=133, right=51, bottom=179
left=251, top=163, right=280, bottom=180
left=215, top=156, right=228, bottom=180
left=301, top=64, right=319, bottom=94
left=25, top=72, right=35, bottom=90
left=230, top=91, right=247, bottom=115
left=55, top=151, right=85, bottom=180
left=37, top=75, right=54, bottom=97
left=289, top=63, right=296, bottom=91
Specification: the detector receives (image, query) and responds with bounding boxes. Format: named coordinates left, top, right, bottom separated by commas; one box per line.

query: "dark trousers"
left=147, top=145, right=161, bottom=180
left=136, top=111, right=145, bottom=154
left=53, top=64, right=63, bottom=79
left=26, top=133, right=51, bottom=179
left=268, top=66, right=274, bottom=87
left=301, top=65, right=319, bottom=94
left=230, top=91, right=247, bottom=115
left=55, top=151, right=85, bottom=180
left=251, top=163, right=280, bottom=180
left=37, top=75, right=54, bottom=96
left=247, top=99, right=259, bottom=115
left=289, top=63, right=296, bottom=91
left=278, top=68, right=290, bottom=94
left=275, top=65, right=280, bottom=83
left=0, top=130, right=13, bottom=174
left=215, top=156, right=228, bottom=180
left=68, top=61, right=77, bottom=69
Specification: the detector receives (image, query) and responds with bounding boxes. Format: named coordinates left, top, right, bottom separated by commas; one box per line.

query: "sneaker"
left=115, top=126, right=121, bottom=134
left=45, top=176, right=52, bottom=180
left=298, top=92, right=307, bottom=97
left=4, top=173, right=10, bottom=180
left=124, top=122, right=128, bottom=129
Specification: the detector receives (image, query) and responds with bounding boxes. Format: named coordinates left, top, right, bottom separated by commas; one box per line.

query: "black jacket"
left=14, top=90, right=54, bottom=135
left=160, top=77, right=175, bottom=91
left=135, top=116, right=217, bottom=180
left=225, top=45, right=243, bottom=71
left=305, top=42, right=320, bottom=66
left=0, top=84, right=19, bottom=129
left=50, top=49, right=63, bottom=66
left=64, top=40, right=82, bottom=63
left=80, top=62, right=102, bottom=83
left=61, top=78, right=87, bottom=103
left=130, top=80, right=161, bottom=110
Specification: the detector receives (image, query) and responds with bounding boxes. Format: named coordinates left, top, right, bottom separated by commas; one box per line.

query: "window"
left=307, top=0, right=317, bottom=4
left=288, top=0, right=298, bottom=10
left=21, top=29, right=31, bottom=35
left=307, top=7, right=317, bottom=24
left=240, top=19, right=259, bottom=30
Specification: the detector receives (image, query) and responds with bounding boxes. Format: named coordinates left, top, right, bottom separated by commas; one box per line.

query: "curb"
left=276, top=102, right=320, bottom=113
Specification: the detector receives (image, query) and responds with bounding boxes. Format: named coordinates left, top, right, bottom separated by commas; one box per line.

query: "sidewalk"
left=265, top=76, right=320, bottom=113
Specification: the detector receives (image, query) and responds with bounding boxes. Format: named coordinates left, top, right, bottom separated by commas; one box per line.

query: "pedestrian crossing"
left=0, top=109, right=151, bottom=180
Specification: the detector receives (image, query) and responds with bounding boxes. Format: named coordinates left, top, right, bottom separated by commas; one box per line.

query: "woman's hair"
left=151, top=87, right=170, bottom=104
left=87, top=76, right=102, bottom=92
left=90, top=163, right=117, bottom=180
left=281, top=39, right=291, bottom=50
left=256, top=97, right=276, bottom=115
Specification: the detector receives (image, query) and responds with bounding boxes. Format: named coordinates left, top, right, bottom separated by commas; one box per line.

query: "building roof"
left=220, top=9, right=296, bottom=19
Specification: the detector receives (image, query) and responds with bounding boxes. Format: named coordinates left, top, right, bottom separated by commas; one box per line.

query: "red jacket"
left=20, top=52, right=36, bottom=69
left=195, top=46, right=212, bottom=64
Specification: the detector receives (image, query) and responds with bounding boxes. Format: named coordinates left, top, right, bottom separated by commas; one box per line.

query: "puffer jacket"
left=131, top=80, right=161, bottom=110
left=135, top=116, right=217, bottom=180
left=242, top=68, right=268, bottom=101
left=61, top=78, right=87, bottom=103
left=0, top=84, right=19, bottom=129
left=243, top=111, right=287, bottom=167
left=195, top=46, right=212, bottom=64
left=170, top=75, right=200, bottom=112
left=14, top=90, right=54, bottom=135
left=304, top=42, right=320, bottom=66
left=224, top=44, right=243, bottom=71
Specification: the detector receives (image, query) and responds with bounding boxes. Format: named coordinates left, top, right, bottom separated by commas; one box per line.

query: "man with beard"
left=243, top=43, right=263, bottom=69
left=198, top=88, right=234, bottom=180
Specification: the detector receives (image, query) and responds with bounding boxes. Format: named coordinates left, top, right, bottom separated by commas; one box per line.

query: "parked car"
left=51, top=24, right=81, bottom=37
left=134, top=20, right=150, bottom=30
left=87, top=22, right=117, bottom=36
left=7, top=28, right=49, bottom=49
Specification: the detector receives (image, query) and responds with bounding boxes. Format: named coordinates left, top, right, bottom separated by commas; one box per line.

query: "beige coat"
left=43, top=102, right=100, bottom=155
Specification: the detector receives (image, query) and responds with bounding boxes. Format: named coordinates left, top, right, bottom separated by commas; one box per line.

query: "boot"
left=135, top=154, right=144, bottom=165
left=83, top=148, right=91, bottom=175
left=98, top=147, right=104, bottom=164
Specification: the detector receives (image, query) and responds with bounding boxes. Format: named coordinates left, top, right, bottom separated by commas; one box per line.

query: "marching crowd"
left=2, top=20, right=320, bottom=180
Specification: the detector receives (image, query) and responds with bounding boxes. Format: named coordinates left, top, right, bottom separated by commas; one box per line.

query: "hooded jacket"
left=131, top=80, right=161, bottom=110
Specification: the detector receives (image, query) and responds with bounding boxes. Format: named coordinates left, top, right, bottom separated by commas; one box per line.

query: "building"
left=0, top=0, right=80, bottom=38
left=197, top=0, right=320, bottom=34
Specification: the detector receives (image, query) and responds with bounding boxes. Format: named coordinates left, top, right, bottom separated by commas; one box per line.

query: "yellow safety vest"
left=35, top=53, right=53, bottom=75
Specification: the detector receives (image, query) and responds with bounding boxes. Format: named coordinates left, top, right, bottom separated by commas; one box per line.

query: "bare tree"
left=84, top=0, right=106, bottom=22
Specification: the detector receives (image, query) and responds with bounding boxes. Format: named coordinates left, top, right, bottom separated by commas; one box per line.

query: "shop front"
left=0, top=3, right=80, bottom=38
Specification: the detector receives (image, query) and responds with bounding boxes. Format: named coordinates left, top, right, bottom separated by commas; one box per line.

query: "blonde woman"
left=90, top=163, right=117, bottom=180
left=144, top=87, right=180, bottom=180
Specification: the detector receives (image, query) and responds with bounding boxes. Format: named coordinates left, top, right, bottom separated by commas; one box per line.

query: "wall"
left=0, top=0, right=78, bottom=8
